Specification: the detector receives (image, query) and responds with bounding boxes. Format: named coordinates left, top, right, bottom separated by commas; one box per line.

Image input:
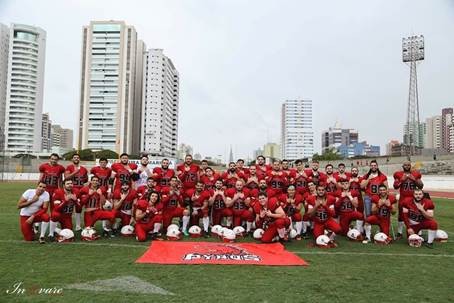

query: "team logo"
left=183, top=244, right=261, bottom=262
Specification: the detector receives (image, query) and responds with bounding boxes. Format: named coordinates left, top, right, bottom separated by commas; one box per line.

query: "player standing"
left=360, top=160, right=388, bottom=217
left=65, top=153, right=89, bottom=231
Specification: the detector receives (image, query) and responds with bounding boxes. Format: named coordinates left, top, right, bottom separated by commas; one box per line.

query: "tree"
left=312, top=148, right=343, bottom=161
left=95, top=150, right=118, bottom=159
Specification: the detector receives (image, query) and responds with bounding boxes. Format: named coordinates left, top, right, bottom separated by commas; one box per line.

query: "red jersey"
left=161, top=187, right=184, bottom=209
left=187, top=189, right=210, bottom=208
left=52, top=188, right=80, bottom=214
left=278, top=193, right=303, bottom=216
left=253, top=197, right=283, bottom=228
left=152, top=167, right=175, bottom=187
left=291, top=169, right=309, bottom=194
left=136, top=185, right=161, bottom=200
left=79, top=186, right=107, bottom=210
left=371, top=194, right=396, bottom=218
left=226, top=188, right=250, bottom=211
left=325, top=174, right=338, bottom=195
left=90, top=166, right=112, bottom=188
left=210, top=190, right=227, bottom=210
left=306, top=195, right=336, bottom=223
left=200, top=174, right=221, bottom=191
left=401, top=197, right=434, bottom=225
left=222, top=171, right=245, bottom=189
left=39, top=163, right=65, bottom=190
left=364, top=174, right=388, bottom=196
left=255, top=164, right=271, bottom=180
left=112, top=189, right=137, bottom=214
left=334, top=172, right=351, bottom=182
left=393, top=171, right=422, bottom=198
left=177, top=163, right=200, bottom=189
left=65, top=164, right=89, bottom=189
left=306, top=169, right=327, bottom=185
left=135, top=199, right=163, bottom=223
left=266, top=171, right=288, bottom=191
left=111, top=162, right=138, bottom=190
left=348, top=176, right=363, bottom=194
left=334, top=191, right=360, bottom=214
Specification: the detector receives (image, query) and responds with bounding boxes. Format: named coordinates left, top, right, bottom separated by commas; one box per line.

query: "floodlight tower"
left=402, top=35, right=424, bottom=156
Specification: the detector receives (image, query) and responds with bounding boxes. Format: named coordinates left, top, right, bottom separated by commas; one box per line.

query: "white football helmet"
left=289, top=229, right=298, bottom=239
left=253, top=228, right=264, bottom=240
left=219, top=227, right=229, bottom=237
left=222, top=229, right=236, bottom=243
left=211, top=225, right=223, bottom=237
left=166, top=228, right=181, bottom=241
left=408, top=234, right=423, bottom=247
left=435, top=230, right=448, bottom=243
left=57, top=229, right=74, bottom=242
left=316, top=235, right=332, bottom=247
left=81, top=227, right=99, bottom=241
left=120, top=225, right=135, bottom=237
left=103, top=200, right=113, bottom=210
left=347, top=229, right=363, bottom=241
left=54, top=227, right=62, bottom=235
left=188, top=225, right=202, bottom=238
left=167, top=224, right=180, bottom=232
left=233, top=226, right=245, bottom=237
left=374, top=232, right=391, bottom=245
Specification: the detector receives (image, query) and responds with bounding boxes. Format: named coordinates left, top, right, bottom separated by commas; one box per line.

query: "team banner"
left=136, top=241, right=308, bottom=266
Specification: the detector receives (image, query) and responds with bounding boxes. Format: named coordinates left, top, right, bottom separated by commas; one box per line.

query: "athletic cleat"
left=183, top=230, right=189, bottom=237
left=33, top=225, right=39, bottom=235
left=395, top=233, right=403, bottom=240
left=296, top=235, right=302, bottom=241
left=203, top=231, right=210, bottom=238
left=75, top=226, right=82, bottom=232
left=362, top=237, right=371, bottom=244
left=39, top=237, right=45, bottom=244
left=424, top=242, right=434, bottom=249
left=48, top=235, right=55, bottom=242
left=102, top=230, right=111, bottom=238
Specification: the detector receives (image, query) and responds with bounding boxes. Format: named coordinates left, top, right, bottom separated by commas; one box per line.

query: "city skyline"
left=1, top=0, right=454, bottom=159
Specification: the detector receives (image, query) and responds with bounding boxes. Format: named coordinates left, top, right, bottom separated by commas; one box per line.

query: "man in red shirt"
left=324, top=164, right=338, bottom=196
left=306, top=185, right=341, bottom=242
left=111, top=153, right=138, bottom=192
left=360, top=160, right=388, bottom=217
left=254, top=192, right=290, bottom=243
left=306, top=160, right=327, bottom=186
left=265, top=160, right=288, bottom=198
left=335, top=179, right=363, bottom=235
left=176, top=154, right=200, bottom=197
left=208, top=180, right=233, bottom=226
left=255, top=155, right=271, bottom=180
left=65, top=153, right=89, bottom=231
left=79, top=176, right=115, bottom=229
left=200, top=167, right=220, bottom=191
left=348, top=167, right=364, bottom=213
left=48, top=179, right=80, bottom=241
left=226, top=180, right=254, bottom=233
left=152, top=158, right=175, bottom=188
left=334, top=163, right=351, bottom=182
left=393, top=161, right=424, bottom=239
left=236, top=159, right=250, bottom=175
left=290, top=159, right=309, bottom=195
left=90, top=157, right=112, bottom=193
left=137, top=177, right=160, bottom=200
left=39, top=153, right=65, bottom=210
left=187, top=181, right=211, bottom=236
left=244, top=165, right=261, bottom=193
left=135, top=191, right=163, bottom=241
left=161, top=177, right=190, bottom=234
left=222, top=162, right=245, bottom=189
left=278, top=185, right=304, bottom=240
left=402, top=188, right=438, bottom=248
left=301, top=181, right=317, bottom=238
left=112, top=181, right=137, bottom=233
left=364, top=184, right=396, bottom=242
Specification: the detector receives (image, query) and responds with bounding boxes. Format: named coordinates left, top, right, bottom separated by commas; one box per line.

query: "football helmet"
left=233, top=226, right=245, bottom=237
left=188, top=225, right=202, bottom=238
left=253, top=228, right=264, bottom=240
left=120, top=225, right=135, bottom=237
left=435, top=230, right=448, bottom=243
left=222, top=229, right=236, bottom=243
left=347, top=229, right=363, bottom=241
left=166, top=228, right=182, bottom=241
left=57, top=229, right=74, bottom=242
left=374, top=232, right=391, bottom=245
left=408, top=234, right=423, bottom=247
left=81, top=227, right=99, bottom=241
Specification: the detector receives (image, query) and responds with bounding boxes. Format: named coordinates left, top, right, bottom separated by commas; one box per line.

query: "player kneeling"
left=364, top=185, right=396, bottom=243
left=135, top=191, right=163, bottom=241
left=253, top=192, right=290, bottom=243
left=402, top=188, right=439, bottom=249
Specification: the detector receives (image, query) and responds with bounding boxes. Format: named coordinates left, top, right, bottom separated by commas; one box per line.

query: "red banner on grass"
left=136, top=241, right=308, bottom=266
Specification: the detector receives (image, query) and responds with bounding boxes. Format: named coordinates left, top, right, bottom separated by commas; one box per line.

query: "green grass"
left=1, top=182, right=453, bottom=303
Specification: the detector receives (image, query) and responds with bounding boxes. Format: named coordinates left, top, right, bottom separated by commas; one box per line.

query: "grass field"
left=1, top=182, right=453, bottom=303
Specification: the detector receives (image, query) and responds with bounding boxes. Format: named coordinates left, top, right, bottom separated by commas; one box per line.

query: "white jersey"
left=135, top=165, right=150, bottom=188
left=20, top=189, right=50, bottom=216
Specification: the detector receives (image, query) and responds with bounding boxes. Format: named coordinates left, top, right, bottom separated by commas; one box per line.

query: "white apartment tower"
left=424, top=115, right=442, bottom=149
left=2, top=24, right=46, bottom=153
left=281, top=99, right=314, bottom=160
left=141, top=49, right=179, bottom=157
left=78, top=21, right=143, bottom=154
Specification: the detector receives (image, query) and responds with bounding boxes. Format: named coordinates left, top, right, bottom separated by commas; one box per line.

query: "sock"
left=202, top=217, right=209, bottom=232
left=153, top=223, right=162, bottom=233
left=246, top=221, right=252, bottom=232
left=398, top=221, right=404, bottom=234
left=295, top=221, right=303, bottom=234
left=34, top=222, right=40, bottom=229
left=49, top=221, right=57, bottom=236
left=40, top=222, right=49, bottom=238
left=75, top=212, right=81, bottom=227
left=277, top=228, right=285, bottom=238
left=418, top=230, right=423, bottom=236
left=329, top=232, right=336, bottom=241
left=365, top=224, right=371, bottom=239
left=102, top=220, right=111, bottom=231
left=113, top=221, right=120, bottom=230
left=226, top=217, right=232, bottom=228
left=302, top=221, right=308, bottom=233
left=182, top=215, right=190, bottom=231
left=356, top=220, right=364, bottom=233
left=428, top=230, right=436, bottom=244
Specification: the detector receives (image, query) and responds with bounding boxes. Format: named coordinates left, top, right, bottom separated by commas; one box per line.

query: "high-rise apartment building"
left=281, top=99, right=314, bottom=160
left=441, top=108, right=453, bottom=152
left=41, top=112, right=51, bottom=151
left=321, top=122, right=358, bottom=154
left=424, top=115, right=442, bottom=149
left=2, top=23, right=46, bottom=153
left=141, top=49, right=179, bottom=157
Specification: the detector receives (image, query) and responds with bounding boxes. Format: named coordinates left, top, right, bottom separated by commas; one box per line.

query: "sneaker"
left=102, top=230, right=111, bottom=238
left=424, top=242, right=434, bottom=249
left=33, top=225, right=39, bottom=235
left=183, top=230, right=189, bottom=237
left=302, top=232, right=310, bottom=240
left=203, top=231, right=210, bottom=238
left=295, top=235, right=302, bottom=241
left=362, top=237, right=371, bottom=244
left=39, top=237, right=45, bottom=244
left=48, top=235, right=55, bottom=242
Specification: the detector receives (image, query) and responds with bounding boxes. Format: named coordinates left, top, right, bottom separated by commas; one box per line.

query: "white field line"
left=1, top=239, right=453, bottom=258
left=292, top=251, right=454, bottom=258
